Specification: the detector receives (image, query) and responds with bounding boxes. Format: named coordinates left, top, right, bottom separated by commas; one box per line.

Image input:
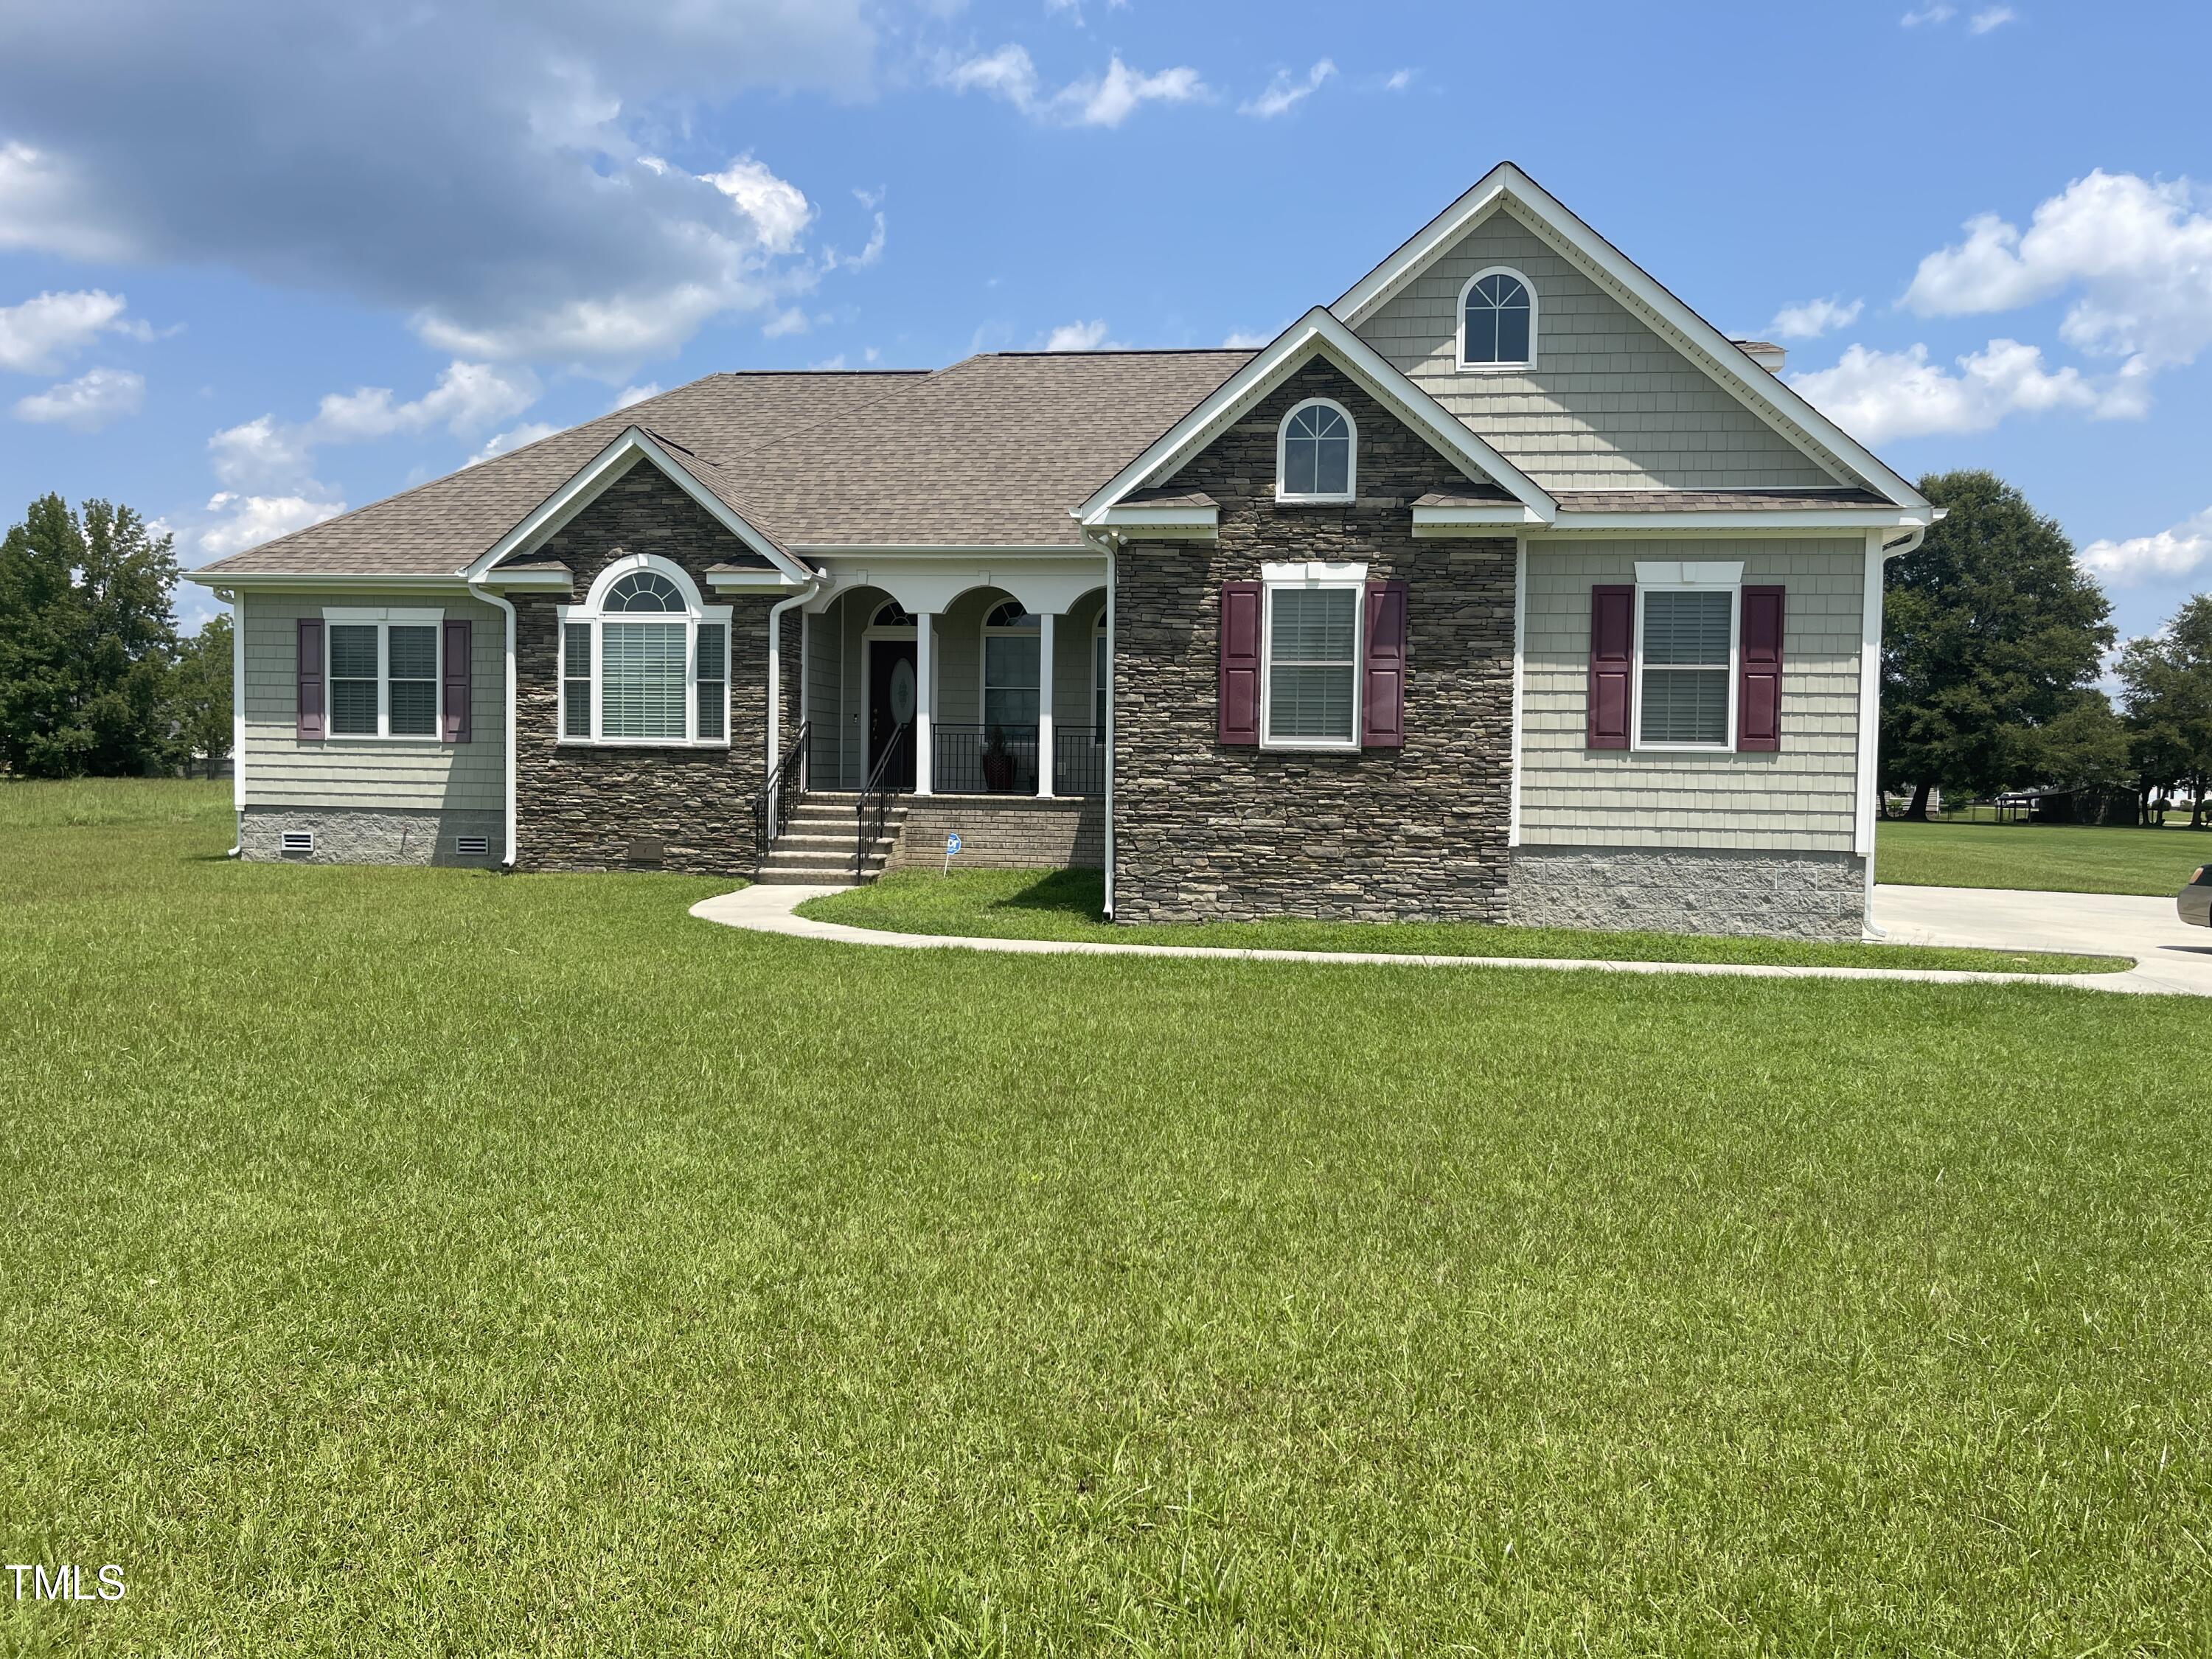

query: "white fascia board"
left=476, top=570, right=573, bottom=590
left=1073, top=307, right=1556, bottom=526
left=787, top=543, right=1085, bottom=557
left=1410, top=503, right=1550, bottom=536
left=1541, top=506, right=1936, bottom=535
left=184, top=571, right=467, bottom=591
left=459, top=426, right=812, bottom=585
left=1331, top=162, right=1927, bottom=512
left=705, top=568, right=808, bottom=590
left=1093, top=504, right=1220, bottom=539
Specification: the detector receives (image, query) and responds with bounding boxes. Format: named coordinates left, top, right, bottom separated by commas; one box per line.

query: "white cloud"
left=1222, top=329, right=1273, bottom=349
left=612, top=383, right=661, bottom=410
left=0, top=288, right=139, bottom=374
left=1239, top=59, right=1335, bottom=119
left=1969, top=5, right=2017, bottom=31
left=11, top=365, right=144, bottom=431
left=1041, top=319, right=1117, bottom=350
left=1787, top=338, right=2142, bottom=444
left=1382, top=69, right=1413, bottom=92
left=467, top=422, right=558, bottom=465
left=198, top=491, right=346, bottom=557
left=762, top=305, right=811, bottom=338
left=1901, top=3, right=1955, bottom=22
left=1905, top=171, right=2212, bottom=370
left=310, top=360, right=538, bottom=443
left=208, top=415, right=319, bottom=493
left=1767, top=296, right=1863, bottom=340
left=935, top=46, right=1206, bottom=128
left=0, top=7, right=881, bottom=367
left=2081, top=506, right=2212, bottom=586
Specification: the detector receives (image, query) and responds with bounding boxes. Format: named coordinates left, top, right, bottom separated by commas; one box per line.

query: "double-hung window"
left=558, top=557, right=731, bottom=747
left=1635, top=569, right=1738, bottom=751
left=981, top=601, right=1041, bottom=735
left=1261, top=564, right=1363, bottom=748
left=324, top=609, right=442, bottom=740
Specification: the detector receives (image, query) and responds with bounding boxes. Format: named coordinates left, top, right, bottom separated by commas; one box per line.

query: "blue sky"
left=3, top=0, right=2208, bottom=640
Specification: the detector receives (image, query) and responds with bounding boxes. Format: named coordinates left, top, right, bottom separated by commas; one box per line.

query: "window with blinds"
left=1638, top=588, right=1732, bottom=747
left=695, top=623, right=726, bottom=741
left=1265, top=585, right=1359, bottom=744
left=601, top=622, right=686, bottom=740
left=563, top=623, right=592, bottom=738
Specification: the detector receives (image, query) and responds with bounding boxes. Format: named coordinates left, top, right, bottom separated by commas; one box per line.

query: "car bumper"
left=2177, top=885, right=2212, bottom=928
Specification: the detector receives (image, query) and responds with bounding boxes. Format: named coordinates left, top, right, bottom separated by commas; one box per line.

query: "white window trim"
left=1456, top=265, right=1538, bottom=372
left=1275, top=397, right=1358, bottom=505
left=979, top=602, right=1042, bottom=733
left=1631, top=575, right=1739, bottom=754
left=555, top=552, right=731, bottom=748
left=1259, top=562, right=1366, bottom=751
left=1092, top=613, right=1107, bottom=742
left=321, top=606, right=445, bottom=742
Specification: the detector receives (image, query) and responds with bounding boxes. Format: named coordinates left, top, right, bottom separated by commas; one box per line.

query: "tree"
left=167, top=612, right=234, bottom=777
left=2117, top=595, right=2212, bottom=828
left=0, top=495, right=179, bottom=777
left=1880, top=470, right=2115, bottom=818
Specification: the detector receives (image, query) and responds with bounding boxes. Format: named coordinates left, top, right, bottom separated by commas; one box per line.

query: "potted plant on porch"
left=981, top=724, right=1016, bottom=793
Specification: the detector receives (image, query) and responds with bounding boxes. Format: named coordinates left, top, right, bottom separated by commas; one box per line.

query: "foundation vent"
left=279, top=830, right=316, bottom=857
left=455, top=835, right=490, bottom=857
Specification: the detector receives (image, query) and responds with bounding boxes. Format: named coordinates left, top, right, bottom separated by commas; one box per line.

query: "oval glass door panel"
left=889, top=658, right=917, bottom=724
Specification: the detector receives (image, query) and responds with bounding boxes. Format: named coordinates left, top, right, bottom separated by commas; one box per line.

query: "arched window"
left=871, top=600, right=916, bottom=629
left=1276, top=398, right=1356, bottom=504
left=1459, top=268, right=1535, bottom=368
left=982, top=599, right=1040, bottom=734
left=558, top=554, right=731, bottom=747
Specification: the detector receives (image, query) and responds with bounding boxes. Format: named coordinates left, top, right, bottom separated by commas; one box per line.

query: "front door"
left=868, top=639, right=917, bottom=790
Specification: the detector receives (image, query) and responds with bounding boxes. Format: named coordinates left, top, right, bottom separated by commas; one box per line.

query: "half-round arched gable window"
left=1276, top=397, right=1356, bottom=504
left=872, top=600, right=917, bottom=629
left=560, top=554, right=729, bottom=747
left=1459, top=267, right=1536, bottom=369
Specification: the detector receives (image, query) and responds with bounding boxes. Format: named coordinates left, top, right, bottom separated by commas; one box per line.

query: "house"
left=189, top=162, right=1936, bottom=941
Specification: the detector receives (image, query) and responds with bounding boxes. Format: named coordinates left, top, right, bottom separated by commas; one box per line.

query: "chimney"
left=1732, top=339, right=1787, bottom=373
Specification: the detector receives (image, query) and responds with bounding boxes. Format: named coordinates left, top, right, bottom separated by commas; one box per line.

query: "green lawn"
left=7, top=782, right=2212, bottom=1654
left=801, top=867, right=2129, bottom=975
left=1878, top=816, right=2212, bottom=896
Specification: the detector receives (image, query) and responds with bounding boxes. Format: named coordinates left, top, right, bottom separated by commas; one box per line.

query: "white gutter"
left=1857, top=518, right=1934, bottom=934
left=1081, top=529, right=1119, bottom=919
left=466, top=581, right=520, bottom=871
left=766, top=573, right=824, bottom=841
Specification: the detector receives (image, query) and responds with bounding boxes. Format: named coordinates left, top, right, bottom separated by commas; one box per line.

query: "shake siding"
left=240, top=590, right=505, bottom=811
left=1357, top=209, right=1842, bottom=492
left=1517, top=539, right=1865, bottom=852
left=803, top=610, right=841, bottom=785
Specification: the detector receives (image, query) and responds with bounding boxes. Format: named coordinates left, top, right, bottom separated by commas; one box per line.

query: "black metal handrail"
left=1054, top=725, right=1105, bottom=797
left=753, top=719, right=809, bottom=871
left=856, top=720, right=910, bottom=879
left=932, top=723, right=1039, bottom=795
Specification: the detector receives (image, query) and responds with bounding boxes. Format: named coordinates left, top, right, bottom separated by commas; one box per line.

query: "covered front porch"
left=799, top=556, right=1108, bottom=801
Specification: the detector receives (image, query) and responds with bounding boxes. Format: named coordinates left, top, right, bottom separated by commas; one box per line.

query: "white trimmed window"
left=1635, top=563, right=1739, bottom=751
left=1260, top=562, right=1364, bottom=748
left=558, top=555, right=731, bottom=747
left=1458, top=267, right=1537, bottom=369
left=323, top=608, right=442, bottom=740
left=982, top=600, right=1040, bottom=733
left=1276, top=398, right=1356, bottom=504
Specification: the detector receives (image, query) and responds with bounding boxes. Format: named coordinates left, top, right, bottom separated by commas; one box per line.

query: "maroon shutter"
left=296, top=617, right=324, bottom=742
left=442, top=618, right=473, bottom=743
left=1361, top=578, right=1407, bottom=748
left=1737, top=585, right=1784, bottom=751
left=1587, top=585, right=1633, bottom=749
left=1218, top=580, right=1261, bottom=745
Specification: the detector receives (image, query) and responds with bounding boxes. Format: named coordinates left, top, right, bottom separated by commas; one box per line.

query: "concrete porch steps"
left=756, top=790, right=907, bottom=886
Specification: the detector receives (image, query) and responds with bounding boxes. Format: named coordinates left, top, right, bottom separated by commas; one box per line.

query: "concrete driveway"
left=1874, top=883, right=2212, bottom=996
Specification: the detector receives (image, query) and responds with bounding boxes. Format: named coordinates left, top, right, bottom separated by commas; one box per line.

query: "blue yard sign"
left=942, top=831, right=961, bottom=874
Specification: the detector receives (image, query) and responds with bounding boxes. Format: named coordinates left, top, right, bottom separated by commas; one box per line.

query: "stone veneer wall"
left=240, top=805, right=504, bottom=866
left=1506, top=846, right=1868, bottom=941
left=1112, top=359, right=1516, bottom=922
left=887, top=796, right=1104, bottom=872
left=510, top=465, right=797, bottom=875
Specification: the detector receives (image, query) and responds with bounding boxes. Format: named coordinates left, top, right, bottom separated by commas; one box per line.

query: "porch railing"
left=1054, top=726, right=1105, bottom=797
left=857, top=720, right=909, bottom=880
left=752, top=718, right=808, bottom=870
left=932, top=723, right=1038, bottom=795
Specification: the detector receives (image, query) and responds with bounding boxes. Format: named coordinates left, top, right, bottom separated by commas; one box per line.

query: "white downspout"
left=1858, top=521, right=1931, bottom=935
left=1081, top=529, right=1119, bottom=919
left=767, top=575, right=823, bottom=840
left=467, top=581, right=519, bottom=871
left=222, top=586, right=244, bottom=857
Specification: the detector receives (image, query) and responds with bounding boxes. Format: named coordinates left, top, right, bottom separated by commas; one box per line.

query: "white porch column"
left=914, top=609, right=935, bottom=796
left=1035, top=611, right=1056, bottom=798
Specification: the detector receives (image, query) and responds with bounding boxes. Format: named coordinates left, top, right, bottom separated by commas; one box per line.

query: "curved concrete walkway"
left=1874, top=882, right=2212, bottom=997
left=691, top=883, right=2192, bottom=995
